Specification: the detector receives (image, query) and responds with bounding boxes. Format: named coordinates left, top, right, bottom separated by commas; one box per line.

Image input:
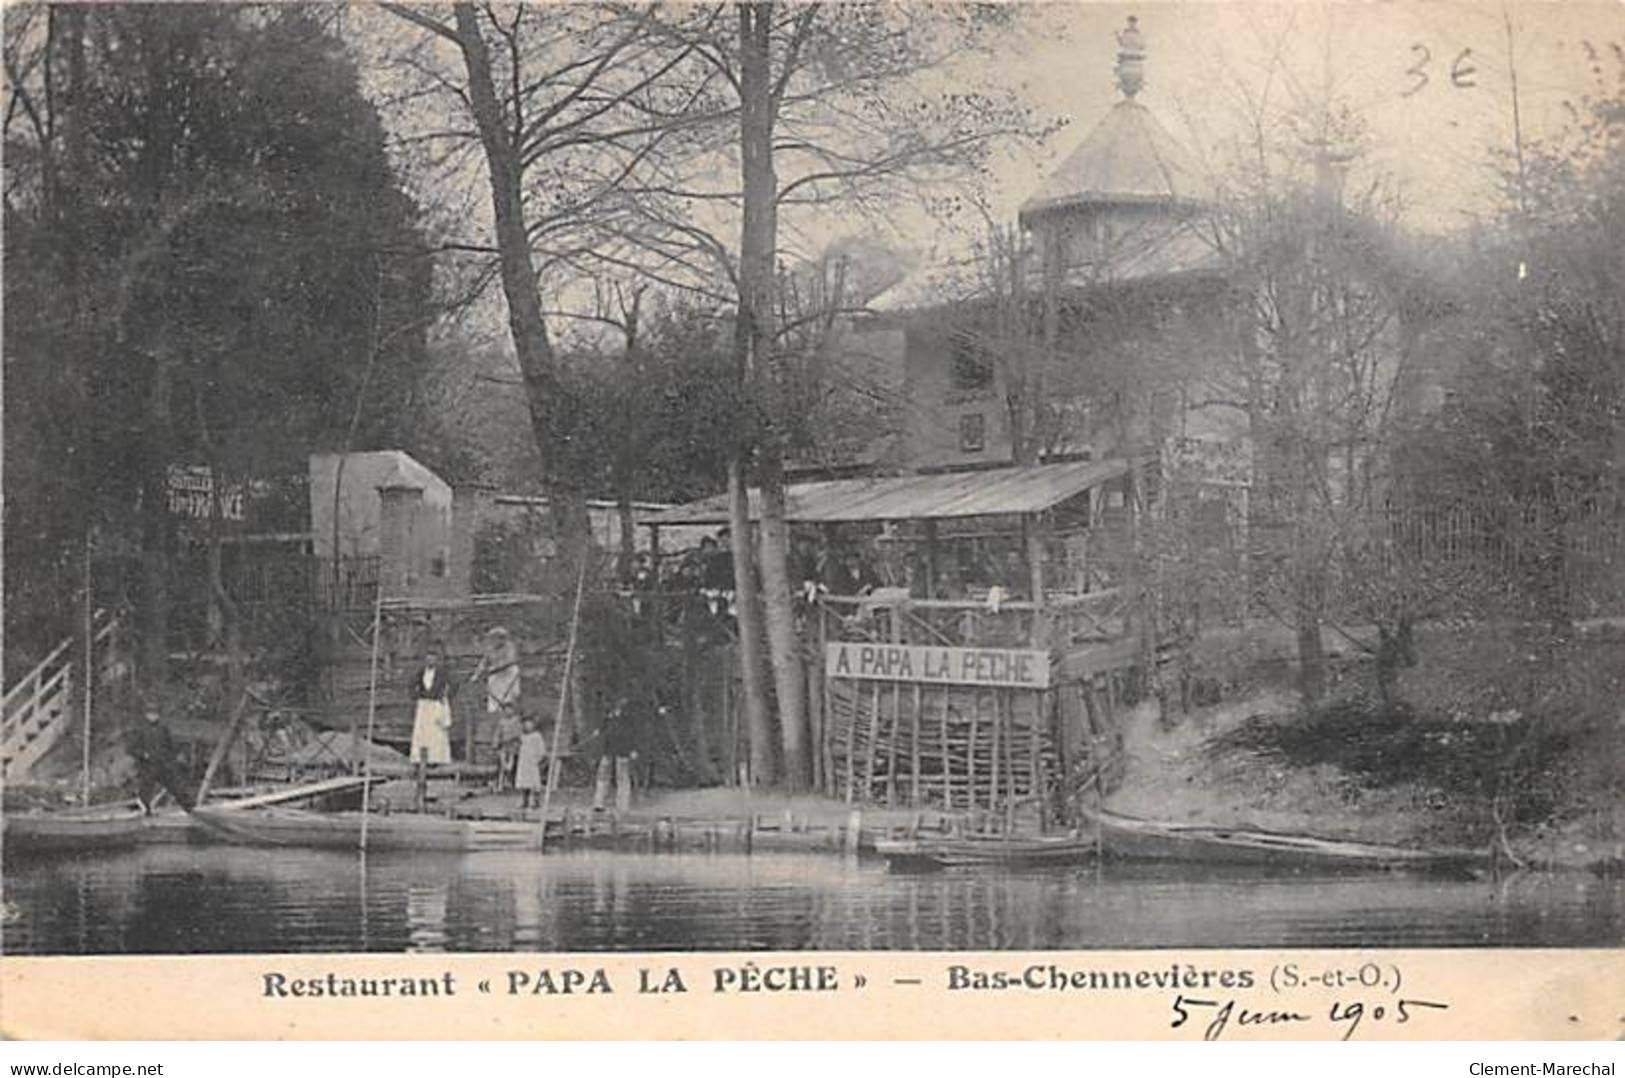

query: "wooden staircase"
left=1, top=610, right=123, bottom=781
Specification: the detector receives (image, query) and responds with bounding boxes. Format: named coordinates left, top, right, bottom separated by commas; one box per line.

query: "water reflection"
left=513, top=874, right=543, bottom=950
left=406, top=882, right=450, bottom=953
left=2, top=846, right=1617, bottom=955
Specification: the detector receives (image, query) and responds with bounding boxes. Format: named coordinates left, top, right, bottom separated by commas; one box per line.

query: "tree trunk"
left=617, top=488, right=636, bottom=583
left=452, top=3, right=590, bottom=582
left=758, top=450, right=808, bottom=788
left=138, top=361, right=173, bottom=691
left=200, top=449, right=247, bottom=718
left=730, top=1, right=796, bottom=788
left=1286, top=423, right=1328, bottom=708
left=1126, top=457, right=1160, bottom=707
left=727, top=457, right=776, bottom=785
left=1001, top=225, right=1038, bottom=466
left=206, top=523, right=246, bottom=711
left=1294, top=570, right=1327, bottom=707
left=681, top=596, right=718, bottom=784
left=614, top=292, right=643, bottom=582
left=1374, top=624, right=1399, bottom=708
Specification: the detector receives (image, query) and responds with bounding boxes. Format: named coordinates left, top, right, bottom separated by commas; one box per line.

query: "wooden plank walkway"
left=206, top=774, right=382, bottom=810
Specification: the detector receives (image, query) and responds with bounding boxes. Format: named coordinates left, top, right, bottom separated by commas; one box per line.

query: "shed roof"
left=642, top=459, right=1129, bottom=527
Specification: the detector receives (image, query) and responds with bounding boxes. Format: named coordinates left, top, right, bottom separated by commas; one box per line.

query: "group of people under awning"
left=618, top=522, right=1046, bottom=620
left=785, top=525, right=1040, bottom=605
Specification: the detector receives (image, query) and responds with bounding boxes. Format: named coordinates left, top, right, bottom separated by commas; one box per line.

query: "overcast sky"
left=361, top=2, right=1625, bottom=340
left=971, top=1, right=1623, bottom=233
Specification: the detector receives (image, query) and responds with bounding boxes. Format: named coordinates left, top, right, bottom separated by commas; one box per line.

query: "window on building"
left=949, top=333, right=994, bottom=392
left=959, top=413, right=986, bottom=453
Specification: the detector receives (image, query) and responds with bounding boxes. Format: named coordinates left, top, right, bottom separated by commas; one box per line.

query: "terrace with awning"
left=635, top=458, right=1148, bottom=811
left=640, top=459, right=1141, bottom=662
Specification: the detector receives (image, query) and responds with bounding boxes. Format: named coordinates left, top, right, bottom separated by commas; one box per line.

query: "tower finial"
left=1114, top=16, right=1146, bottom=99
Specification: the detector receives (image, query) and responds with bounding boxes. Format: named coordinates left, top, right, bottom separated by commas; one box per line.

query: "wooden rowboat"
left=1078, top=806, right=1488, bottom=874
left=875, top=832, right=1097, bottom=870
left=189, top=806, right=550, bottom=852
left=3, top=804, right=150, bottom=853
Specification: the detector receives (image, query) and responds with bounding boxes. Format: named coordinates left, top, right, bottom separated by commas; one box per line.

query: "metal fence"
left=1243, top=491, right=1624, bottom=620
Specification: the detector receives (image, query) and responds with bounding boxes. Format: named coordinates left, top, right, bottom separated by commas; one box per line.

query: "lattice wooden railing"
left=1, top=610, right=123, bottom=781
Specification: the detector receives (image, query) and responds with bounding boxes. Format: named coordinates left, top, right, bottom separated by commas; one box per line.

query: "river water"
left=2, top=846, right=1617, bottom=954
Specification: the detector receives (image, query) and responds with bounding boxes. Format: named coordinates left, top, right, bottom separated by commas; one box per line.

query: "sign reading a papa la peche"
left=825, top=642, right=1050, bottom=689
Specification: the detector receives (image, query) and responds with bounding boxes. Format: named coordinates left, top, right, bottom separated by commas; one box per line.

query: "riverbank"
left=11, top=616, right=1615, bottom=872
left=1108, top=624, right=1622, bottom=872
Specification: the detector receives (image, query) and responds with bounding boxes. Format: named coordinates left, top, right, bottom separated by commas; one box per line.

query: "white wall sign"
left=166, top=464, right=245, bottom=522
left=825, top=642, right=1050, bottom=689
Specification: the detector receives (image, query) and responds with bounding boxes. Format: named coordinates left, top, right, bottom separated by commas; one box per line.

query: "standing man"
left=702, top=528, right=737, bottom=614
left=831, top=549, right=879, bottom=597
left=704, top=528, right=736, bottom=591
left=593, top=687, right=645, bottom=813
left=128, top=702, right=193, bottom=813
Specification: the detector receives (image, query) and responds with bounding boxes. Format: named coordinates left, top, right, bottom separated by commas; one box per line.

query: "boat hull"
left=1080, top=807, right=1487, bottom=874
left=4, top=809, right=150, bottom=853
left=876, top=834, right=1097, bottom=870
left=190, top=807, right=550, bottom=852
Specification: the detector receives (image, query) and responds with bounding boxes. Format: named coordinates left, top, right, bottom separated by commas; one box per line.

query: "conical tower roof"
left=1019, top=16, right=1209, bottom=222
left=1020, top=100, right=1209, bottom=219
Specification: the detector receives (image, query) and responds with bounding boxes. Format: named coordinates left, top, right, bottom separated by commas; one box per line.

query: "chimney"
left=376, top=484, right=424, bottom=597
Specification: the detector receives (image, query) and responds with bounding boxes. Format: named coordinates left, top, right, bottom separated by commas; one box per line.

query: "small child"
left=514, top=716, right=547, bottom=810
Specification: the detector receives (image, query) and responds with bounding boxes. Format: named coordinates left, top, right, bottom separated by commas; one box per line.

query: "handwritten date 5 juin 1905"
left=1170, top=994, right=1449, bottom=1040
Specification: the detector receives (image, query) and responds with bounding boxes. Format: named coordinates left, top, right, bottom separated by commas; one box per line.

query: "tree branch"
left=379, top=3, right=463, bottom=45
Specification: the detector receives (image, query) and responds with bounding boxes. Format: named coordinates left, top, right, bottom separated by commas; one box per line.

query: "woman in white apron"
left=408, top=645, right=454, bottom=765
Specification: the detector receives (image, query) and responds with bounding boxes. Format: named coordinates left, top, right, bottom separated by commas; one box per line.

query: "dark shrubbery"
left=1208, top=698, right=1588, bottom=826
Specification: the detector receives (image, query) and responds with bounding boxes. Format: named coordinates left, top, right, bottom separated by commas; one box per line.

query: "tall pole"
left=1502, top=4, right=1528, bottom=222
left=538, top=557, right=589, bottom=853
left=81, top=534, right=93, bottom=806
left=358, top=585, right=385, bottom=853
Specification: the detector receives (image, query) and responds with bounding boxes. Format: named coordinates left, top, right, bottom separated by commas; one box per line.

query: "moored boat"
left=876, top=832, right=1097, bottom=870
left=1078, top=805, right=1488, bottom=874
left=189, top=806, right=550, bottom=852
left=4, top=804, right=150, bottom=853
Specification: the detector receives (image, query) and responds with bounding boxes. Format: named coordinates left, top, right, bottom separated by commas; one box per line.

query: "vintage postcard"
left=1, top=0, right=1619, bottom=1042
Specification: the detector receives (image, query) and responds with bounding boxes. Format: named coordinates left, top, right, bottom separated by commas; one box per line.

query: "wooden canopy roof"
left=642, top=459, right=1128, bottom=527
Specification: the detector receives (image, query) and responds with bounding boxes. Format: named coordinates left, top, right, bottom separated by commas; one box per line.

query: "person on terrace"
left=408, top=643, right=455, bottom=766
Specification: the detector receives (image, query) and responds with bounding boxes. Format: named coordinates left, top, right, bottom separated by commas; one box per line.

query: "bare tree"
left=619, top=2, right=1043, bottom=789
left=378, top=3, right=729, bottom=577
left=379, top=2, right=1042, bottom=788
left=1207, top=132, right=1411, bottom=705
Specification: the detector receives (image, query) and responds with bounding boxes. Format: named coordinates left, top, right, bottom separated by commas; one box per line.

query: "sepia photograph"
left=1, top=0, right=1620, bottom=971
